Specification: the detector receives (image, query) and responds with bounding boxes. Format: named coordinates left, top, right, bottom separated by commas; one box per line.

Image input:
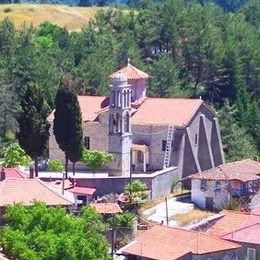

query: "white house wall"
left=191, top=179, right=230, bottom=210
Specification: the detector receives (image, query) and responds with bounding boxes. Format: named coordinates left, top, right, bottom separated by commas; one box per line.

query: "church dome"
left=112, top=72, right=127, bottom=86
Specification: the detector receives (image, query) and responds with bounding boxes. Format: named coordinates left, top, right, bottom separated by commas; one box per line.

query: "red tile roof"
left=131, top=98, right=204, bottom=126
left=3, top=168, right=26, bottom=179
left=222, top=222, right=260, bottom=245
left=121, top=225, right=240, bottom=260
left=0, top=179, right=73, bottom=206
left=49, top=95, right=207, bottom=127
left=67, top=186, right=96, bottom=195
left=90, top=202, right=122, bottom=214
left=48, top=96, right=108, bottom=122
left=186, top=159, right=260, bottom=182
left=206, top=210, right=251, bottom=238
left=252, top=205, right=260, bottom=216
left=110, top=63, right=149, bottom=80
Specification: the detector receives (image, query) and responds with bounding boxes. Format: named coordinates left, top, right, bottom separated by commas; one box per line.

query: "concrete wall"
left=74, top=168, right=177, bottom=199
left=192, top=250, right=239, bottom=260
left=236, top=242, right=260, bottom=260
left=191, top=179, right=230, bottom=210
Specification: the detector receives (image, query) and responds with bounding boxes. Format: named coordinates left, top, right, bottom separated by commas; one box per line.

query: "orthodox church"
left=49, top=62, right=225, bottom=179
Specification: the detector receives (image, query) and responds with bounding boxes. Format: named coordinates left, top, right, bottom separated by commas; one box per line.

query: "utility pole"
left=111, top=213, right=115, bottom=258
left=165, top=196, right=169, bottom=226
left=62, top=171, right=65, bottom=195
left=129, top=147, right=133, bottom=203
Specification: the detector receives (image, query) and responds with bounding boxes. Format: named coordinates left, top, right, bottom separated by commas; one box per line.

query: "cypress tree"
left=17, top=82, right=50, bottom=177
left=53, top=80, right=83, bottom=177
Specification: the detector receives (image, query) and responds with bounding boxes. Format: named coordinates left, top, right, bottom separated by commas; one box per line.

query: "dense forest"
left=0, top=0, right=259, bottom=161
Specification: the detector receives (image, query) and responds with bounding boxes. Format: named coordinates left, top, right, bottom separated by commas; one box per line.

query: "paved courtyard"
left=142, top=197, right=194, bottom=227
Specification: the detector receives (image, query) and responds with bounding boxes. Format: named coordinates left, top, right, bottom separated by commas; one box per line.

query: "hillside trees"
left=0, top=202, right=109, bottom=260
left=0, top=0, right=259, bottom=161
left=53, top=80, right=83, bottom=176
left=17, top=82, right=50, bottom=176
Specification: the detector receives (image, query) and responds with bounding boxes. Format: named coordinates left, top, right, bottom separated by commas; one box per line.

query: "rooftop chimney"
left=0, top=167, right=6, bottom=181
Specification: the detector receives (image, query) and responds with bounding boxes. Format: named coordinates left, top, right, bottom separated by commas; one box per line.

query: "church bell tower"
left=108, top=73, right=132, bottom=176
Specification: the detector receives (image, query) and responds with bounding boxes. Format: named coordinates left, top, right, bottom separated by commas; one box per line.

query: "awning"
left=67, top=186, right=96, bottom=196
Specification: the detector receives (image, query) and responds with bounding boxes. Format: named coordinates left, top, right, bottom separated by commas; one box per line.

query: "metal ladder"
left=163, top=124, right=174, bottom=169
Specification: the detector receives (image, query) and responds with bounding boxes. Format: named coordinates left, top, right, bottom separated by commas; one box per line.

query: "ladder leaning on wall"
left=163, top=124, right=174, bottom=169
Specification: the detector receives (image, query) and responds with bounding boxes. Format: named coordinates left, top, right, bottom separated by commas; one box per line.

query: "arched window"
left=137, top=151, right=144, bottom=163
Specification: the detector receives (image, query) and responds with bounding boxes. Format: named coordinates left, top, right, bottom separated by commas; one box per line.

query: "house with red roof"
left=0, top=168, right=74, bottom=224
left=200, top=210, right=260, bottom=260
left=117, top=225, right=241, bottom=260
left=183, top=159, right=260, bottom=210
left=48, top=62, right=224, bottom=197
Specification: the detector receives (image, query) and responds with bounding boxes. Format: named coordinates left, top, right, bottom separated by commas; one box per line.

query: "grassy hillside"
left=0, top=4, right=104, bottom=31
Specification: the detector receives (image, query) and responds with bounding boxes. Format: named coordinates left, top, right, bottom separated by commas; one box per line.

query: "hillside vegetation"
left=0, top=0, right=259, bottom=162
left=0, top=4, right=102, bottom=30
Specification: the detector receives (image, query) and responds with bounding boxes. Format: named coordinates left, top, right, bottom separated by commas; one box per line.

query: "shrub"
left=115, top=211, right=135, bottom=228
left=47, top=159, right=64, bottom=172
left=3, top=7, right=12, bottom=13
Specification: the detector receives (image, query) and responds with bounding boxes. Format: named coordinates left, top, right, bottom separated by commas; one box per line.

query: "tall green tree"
left=17, top=82, right=50, bottom=176
left=53, top=79, right=83, bottom=177
left=0, top=202, right=109, bottom=260
left=218, top=101, right=258, bottom=161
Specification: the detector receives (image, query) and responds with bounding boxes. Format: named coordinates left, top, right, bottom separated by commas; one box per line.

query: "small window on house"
left=84, top=136, right=90, bottom=149
left=162, top=140, right=173, bottom=151
left=137, top=151, right=144, bottom=163
left=247, top=248, right=256, bottom=260
left=195, top=133, right=198, bottom=146
left=162, top=140, right=167, bottom=151
left=215, top=181, right=221, bottom=191
left=201, top=179, right=207, bottom=191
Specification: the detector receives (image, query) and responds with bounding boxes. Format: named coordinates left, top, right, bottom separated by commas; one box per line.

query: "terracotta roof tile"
left=222, top=222, right=260, bottom=245
left=0, top=179, right=73, bottom=206
left=90, top=202, right=122, bottom=214
left=121, top=225, right=240, bottom=259
left=252, top=205, right=260, bottom=216
left=48, top=96, right=108, bottom=122
left=206, top=211, right=251, bottom=237
left=131, top=98, right=204, bottom=126
left=110, top=63, right=149, bottom=80
left=49, top=95, right=207, bottom=127
left=67, top=186, right=96, bottom=195
left=186, top=159, right=260, bottom=182
left=2, top=168, right=26, bottom=179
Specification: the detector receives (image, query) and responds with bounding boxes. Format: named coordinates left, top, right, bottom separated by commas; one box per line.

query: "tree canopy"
left=53, top=82, right=83, bottom=175
left=0, top=0, right=259, bottom=161
left=0, top=202, right=110, bottom=260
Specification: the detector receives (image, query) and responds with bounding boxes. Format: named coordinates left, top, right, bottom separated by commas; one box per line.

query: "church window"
left=112, top=113, right=119, bottom=133
left=162, top=140, right=167, bottom=151
left=137, top=151, right=144, bottom=163
left=117, top=91, right=121, bottom=108
left=124, top=112, right=130, bottom=133
left=111, top=91, right=116, bottom=107
left=195, top=133, right=198, bottom=146
left=84, top=136, right=90, bottom=149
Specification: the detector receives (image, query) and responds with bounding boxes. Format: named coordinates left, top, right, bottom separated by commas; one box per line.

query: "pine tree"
left=53, top=79, right=83, bottom=177
left=17, top=82, right=50, bottom=176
